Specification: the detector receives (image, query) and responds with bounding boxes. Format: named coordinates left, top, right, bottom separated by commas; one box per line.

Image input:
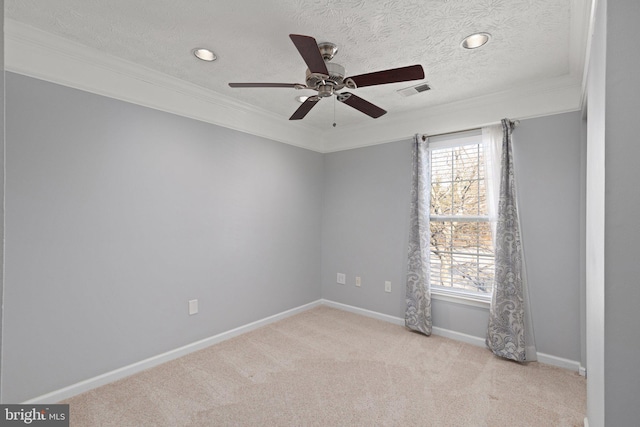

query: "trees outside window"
left=429, top=143, right=494, bottom=296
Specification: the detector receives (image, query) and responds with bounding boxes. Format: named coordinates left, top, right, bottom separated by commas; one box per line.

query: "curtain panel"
left=405, top=135, right=432, bottom=335
left=485, top=119, right=537, bottom=362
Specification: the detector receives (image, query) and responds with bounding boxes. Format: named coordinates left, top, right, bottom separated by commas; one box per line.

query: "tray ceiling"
left=6, top=0, right=592, bottom=151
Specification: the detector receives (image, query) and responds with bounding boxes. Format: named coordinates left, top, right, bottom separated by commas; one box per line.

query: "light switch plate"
left=337, top=273, right=346, bottom=285
left=385, top=281, right=391, bottom=293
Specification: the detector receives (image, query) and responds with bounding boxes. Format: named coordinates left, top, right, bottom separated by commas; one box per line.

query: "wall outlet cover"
left=337, top=273, right=346, bottom=285
left=385, top=281, right=391, bottom=293
left=188, top=299, right=198, bottom=315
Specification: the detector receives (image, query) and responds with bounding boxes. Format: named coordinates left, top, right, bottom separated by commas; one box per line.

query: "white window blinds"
left=429, top=140, right=494, bottom=296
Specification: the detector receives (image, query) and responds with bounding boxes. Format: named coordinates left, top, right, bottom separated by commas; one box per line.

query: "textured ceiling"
left=7, top=0, right=583, bottom=131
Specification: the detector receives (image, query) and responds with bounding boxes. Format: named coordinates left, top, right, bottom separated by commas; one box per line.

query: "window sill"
left=430, top=289, right=491, bottom=308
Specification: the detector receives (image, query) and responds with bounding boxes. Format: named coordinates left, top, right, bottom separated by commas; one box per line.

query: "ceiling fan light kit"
left=228, top=34, right=425, bottom=121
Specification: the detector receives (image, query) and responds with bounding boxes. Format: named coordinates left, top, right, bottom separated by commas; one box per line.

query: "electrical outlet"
left=385, top=281, right=391, bottom=293
left=355, top=276, right=361, bottom=287
left=189, top=299, right=198, bottom=315
left=337, top=273, right=346, bottom=285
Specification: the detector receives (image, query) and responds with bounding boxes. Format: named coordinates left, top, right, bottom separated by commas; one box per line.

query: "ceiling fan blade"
left=346, top=64, right=425, bottom=88
left=289, top=97, right=320, bottom=120
left=289, top=34, right=329, bottom=76
left=229, top=83, right=300, bottom=88
left=337, top=92, right=386, bottom=118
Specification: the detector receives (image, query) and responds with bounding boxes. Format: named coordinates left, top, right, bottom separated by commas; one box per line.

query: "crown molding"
left=5, top=19, right=585, bottom=154
left=4, top=19, right=325, bottom=152
left=322, top=74, right=583, bottom=152
left=571, top=0, right=595, bottom=77
left=578, top=0, right=598, bottom=110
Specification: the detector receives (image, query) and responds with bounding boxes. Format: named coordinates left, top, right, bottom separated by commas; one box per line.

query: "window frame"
left=427, top=130, right=493, bottom=304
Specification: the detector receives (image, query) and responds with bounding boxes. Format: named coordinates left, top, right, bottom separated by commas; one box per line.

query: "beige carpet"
left=64, top=306, right=586, bottom=426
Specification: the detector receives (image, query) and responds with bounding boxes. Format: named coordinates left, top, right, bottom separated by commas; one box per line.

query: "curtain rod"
left=421, top=119, right=520, bottom=141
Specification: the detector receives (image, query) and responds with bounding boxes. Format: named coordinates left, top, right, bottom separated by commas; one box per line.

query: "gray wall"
left=513, top=113, right=582, bottom=360
left=602, top=0, right=640, bottom=424
left=321, top=140, right=412, bottom=318
left=322, top=111, right=583, bottom=362
left=2, top=73, right=323, bottom=403
left=585, top=1, right=640, bottom=425
left=0, top=0, right=5, bottom=404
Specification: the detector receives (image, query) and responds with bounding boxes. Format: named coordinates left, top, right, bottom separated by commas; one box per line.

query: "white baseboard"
left=23, top=300, right=323, bottom=404
left=322, top=299, right=489, bottom=348
left=584, top=416, right=589, bottom=427
left=536, top=352, right=583, bottom=373
left=25, top=298, right=583, bottom=403
left=431, top=326, right=487, bottom=347
left=321, top=300, right=583, bottom=374
left=321, top=299, right=405, bottom=326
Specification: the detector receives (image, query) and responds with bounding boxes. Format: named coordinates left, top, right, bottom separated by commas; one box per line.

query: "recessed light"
left=461, top=33, right=491, bottom=49
left=192, top=48, right=217, bottom=61
left=296, top=96, right=309, bottom=103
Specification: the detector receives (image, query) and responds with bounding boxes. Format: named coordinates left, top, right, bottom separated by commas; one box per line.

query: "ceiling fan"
left=229, top=34, right=425, bottom=121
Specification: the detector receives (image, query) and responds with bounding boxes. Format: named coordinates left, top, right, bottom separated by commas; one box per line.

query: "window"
left=429, top=134, right=494, bottom=298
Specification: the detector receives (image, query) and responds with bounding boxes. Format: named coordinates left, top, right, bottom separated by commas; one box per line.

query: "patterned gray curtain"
left=405, top=135, right=432, bottom=335
left=486, top=119, right=534, bottom=362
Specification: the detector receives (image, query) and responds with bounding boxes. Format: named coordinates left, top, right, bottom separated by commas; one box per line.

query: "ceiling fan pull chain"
left=333, top=96, right=337, bottom=127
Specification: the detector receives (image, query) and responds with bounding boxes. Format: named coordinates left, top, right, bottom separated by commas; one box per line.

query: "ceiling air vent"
left=397, top=83, right=431, bottom=97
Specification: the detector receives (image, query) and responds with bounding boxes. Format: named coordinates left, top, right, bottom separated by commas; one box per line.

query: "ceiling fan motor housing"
left=306, top=62, right=346, bottom=92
